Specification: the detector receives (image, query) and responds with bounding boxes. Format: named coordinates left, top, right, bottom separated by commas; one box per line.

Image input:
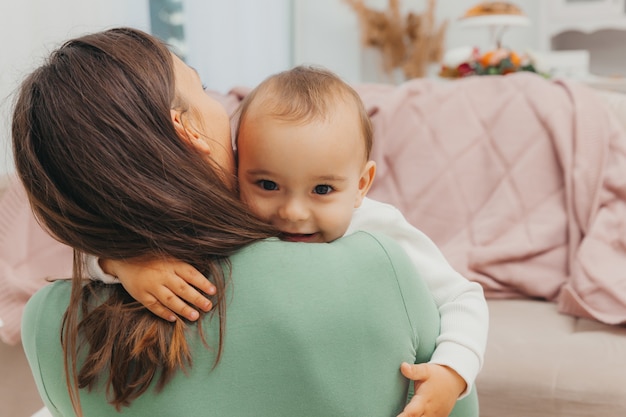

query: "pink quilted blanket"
left=357, top=73, right=626, bottom=325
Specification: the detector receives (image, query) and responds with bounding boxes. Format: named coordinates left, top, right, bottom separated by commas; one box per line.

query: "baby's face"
left=237, top=101, right=372, bottom=243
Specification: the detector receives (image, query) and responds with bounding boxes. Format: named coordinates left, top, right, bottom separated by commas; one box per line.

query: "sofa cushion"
left=478, top=299, right=626, bottom=417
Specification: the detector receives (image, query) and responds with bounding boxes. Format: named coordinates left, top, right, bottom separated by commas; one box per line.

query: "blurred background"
left=2, top=0, right=626, bottom=176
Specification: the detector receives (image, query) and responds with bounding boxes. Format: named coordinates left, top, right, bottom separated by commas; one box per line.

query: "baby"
left=92, top=66, right=488, bottom=417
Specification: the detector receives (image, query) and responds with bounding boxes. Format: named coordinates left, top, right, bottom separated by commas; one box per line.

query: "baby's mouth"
left=281, top=232, right=319, bottom=243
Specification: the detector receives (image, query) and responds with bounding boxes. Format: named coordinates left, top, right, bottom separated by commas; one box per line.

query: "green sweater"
left=22, top=232, right=478, bottom=416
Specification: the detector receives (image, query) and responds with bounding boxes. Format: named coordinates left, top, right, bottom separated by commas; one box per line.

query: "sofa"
left=3, top=72, right=626, bottom=417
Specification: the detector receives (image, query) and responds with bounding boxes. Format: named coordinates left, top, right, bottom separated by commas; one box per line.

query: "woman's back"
left=23, top=232, right=445, bottom=416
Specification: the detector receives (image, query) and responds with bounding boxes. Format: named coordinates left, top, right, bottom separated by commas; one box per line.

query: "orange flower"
left=509, top=51, right=521, bottom=67
left=480, top=51, right=495, bottom=67
left=480, top=48, right=510, bottom=67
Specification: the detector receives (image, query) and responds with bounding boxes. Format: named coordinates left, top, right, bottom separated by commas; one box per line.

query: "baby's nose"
left=278, top=198, right=309, bottom=222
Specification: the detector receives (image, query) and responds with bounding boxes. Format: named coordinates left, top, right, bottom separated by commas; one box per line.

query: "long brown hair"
left=12, top=27, right=276, bottom=414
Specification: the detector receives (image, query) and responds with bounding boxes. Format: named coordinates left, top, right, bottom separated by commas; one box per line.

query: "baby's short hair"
left=236, top=66, right=373, bottom=159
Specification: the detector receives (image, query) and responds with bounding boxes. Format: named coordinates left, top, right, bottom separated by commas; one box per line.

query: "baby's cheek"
left=248, top=204, right=269, bottom=222
left=238, top=182, right=253, bottom=203
left=325, top=209, right=353, bottom=241
left=240, top=191, right=271, bottom=222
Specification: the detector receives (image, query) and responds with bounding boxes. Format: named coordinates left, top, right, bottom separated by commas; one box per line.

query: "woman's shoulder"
left=22, top=281, right=71, bottom=341
left=25, top=280, right=72, bottom=310
left=229, top=232, right=418, bottom=301
left=21, top=281, right=70, bottom=402
left=336, top=231, right=413, bottom=266
left=22, top=281, right=76, bottom=357
left=235, top=232, right=406, bottom=266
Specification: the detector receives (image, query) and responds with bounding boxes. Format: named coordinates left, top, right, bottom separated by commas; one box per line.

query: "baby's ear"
left=170, top=109, right=212, bottom=155
left=355, top=160, right=376, bottom=208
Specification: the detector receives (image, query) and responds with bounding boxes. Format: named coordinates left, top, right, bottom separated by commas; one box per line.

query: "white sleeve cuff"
left=428, top=340, right=482, bottom=399
left=85, top=255, right=120, bottom=284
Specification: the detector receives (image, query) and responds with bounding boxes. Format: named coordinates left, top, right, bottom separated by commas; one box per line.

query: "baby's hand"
left=101, top=257, right=216, bottom=322
left=396, top=362, right=466, bottom=417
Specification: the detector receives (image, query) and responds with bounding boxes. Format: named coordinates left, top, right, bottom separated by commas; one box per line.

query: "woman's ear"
left=354, top=160, right=376, bottom=208
left=170, top=109, right=212, bottom=155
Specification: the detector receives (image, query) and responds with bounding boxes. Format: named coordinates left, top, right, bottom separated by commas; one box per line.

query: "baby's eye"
left=313, top=184, right=333, bottom=195
left=258, top=180, right=278, bottom=191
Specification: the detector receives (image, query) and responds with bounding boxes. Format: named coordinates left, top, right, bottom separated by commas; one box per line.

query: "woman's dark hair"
left=12, top=27, right=276, bottom=415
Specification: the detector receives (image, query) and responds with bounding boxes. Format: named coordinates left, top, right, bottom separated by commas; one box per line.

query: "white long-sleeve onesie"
left=87, top=196, right=488, bottom=396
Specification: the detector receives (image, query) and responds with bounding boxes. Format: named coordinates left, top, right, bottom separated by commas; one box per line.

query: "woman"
left=13, top=28, right=477, bottom=416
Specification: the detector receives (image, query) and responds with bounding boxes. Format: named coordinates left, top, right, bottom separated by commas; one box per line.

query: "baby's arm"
left=348, top=198, right=488, bottom=414
left=85, top=254, right=215, bottom=321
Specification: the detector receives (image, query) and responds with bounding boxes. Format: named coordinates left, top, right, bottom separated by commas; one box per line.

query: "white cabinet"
left=536, top=0, right=626, bottom=91
left=548, top=0, right=624, bottom=18
left=539, top=0, right=626, bottom=50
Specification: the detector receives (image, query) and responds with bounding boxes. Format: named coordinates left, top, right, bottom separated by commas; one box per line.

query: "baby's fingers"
left=175, top=264, right=215, bottom=296
left=172, top=278, right=213, bottom=313
left=155, top=284, right=212, bottom=321
left=146, top=284, right=204, bottom=321
left=139, top=295, right=178, bottom=322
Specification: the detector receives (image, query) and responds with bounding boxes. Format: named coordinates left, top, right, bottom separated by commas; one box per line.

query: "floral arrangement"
left=439, top=47, right=539, bottom=78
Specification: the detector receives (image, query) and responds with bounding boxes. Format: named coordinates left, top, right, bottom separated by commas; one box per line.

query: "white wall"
left=0, top=0, right=150, bottom=176
left=293, top=0, right=363, bottom=83
left=185, top=0, right=293, bottom=94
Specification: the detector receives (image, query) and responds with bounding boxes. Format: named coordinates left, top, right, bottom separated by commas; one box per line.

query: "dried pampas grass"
left=345, top=0, right=447, bottom=80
